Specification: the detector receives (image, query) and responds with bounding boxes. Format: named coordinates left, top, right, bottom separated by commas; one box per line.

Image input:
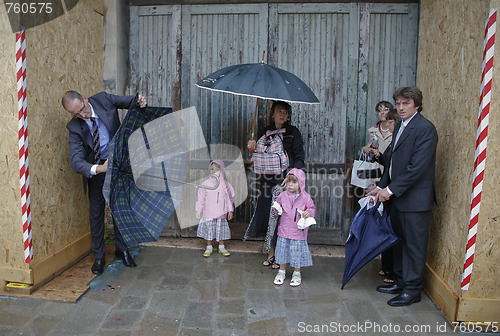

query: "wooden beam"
left=424, top=263, right=500, bottom=324
left=457, top=298, right=500, bottom=324
left=131, top=0, right=419, bottom=6
left=0, top=267, right=32, bottom=284
left=30, top=233, right=91, bottom=288
left=423, top=263, right=459, bottom=323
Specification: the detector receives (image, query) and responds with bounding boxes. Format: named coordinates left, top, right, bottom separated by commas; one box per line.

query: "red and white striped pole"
left=16, top=27, right=32, bottom=263
left=461, top=9, right=497, bottom=290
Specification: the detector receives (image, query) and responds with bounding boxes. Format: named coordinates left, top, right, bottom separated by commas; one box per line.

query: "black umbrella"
left=195, top=52, right=320, bottom=146
left=195, top=62, right=320, bottom=105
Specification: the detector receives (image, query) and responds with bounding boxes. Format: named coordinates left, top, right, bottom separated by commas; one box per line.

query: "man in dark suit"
left=367, top=86, right=438, bottom=306
left=62, top=91, right=147, bottom=275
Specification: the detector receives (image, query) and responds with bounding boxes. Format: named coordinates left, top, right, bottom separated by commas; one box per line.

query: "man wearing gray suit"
left=368, top=86, right=438, bottom=306
left=62, top=91, right=147, bottom=275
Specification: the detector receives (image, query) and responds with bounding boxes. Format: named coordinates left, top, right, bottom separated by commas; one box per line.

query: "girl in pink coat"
left=196, top=160, right=235, bottom=257
left=272, top=168, right=316, bottom=286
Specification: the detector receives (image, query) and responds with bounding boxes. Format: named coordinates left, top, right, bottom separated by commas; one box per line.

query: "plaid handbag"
left=253, top=128, right=289, bottom=174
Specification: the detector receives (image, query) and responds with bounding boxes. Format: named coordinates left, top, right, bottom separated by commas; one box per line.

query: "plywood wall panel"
left=469, top=0, right=500, bottom=299
left=0, top=1, right=27, bottom=270
left=0, top=0, right=103, bottom=278
left=25, top=0, right=104, bottom=262
left=418, top=0, right=498, bottom=300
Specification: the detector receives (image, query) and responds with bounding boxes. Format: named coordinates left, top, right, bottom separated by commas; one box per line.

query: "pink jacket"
left=275, top=168, right=316, bottom=241
left=195, top=160, right=235, bottom=219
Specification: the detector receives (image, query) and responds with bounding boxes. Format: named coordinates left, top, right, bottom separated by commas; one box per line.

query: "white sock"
left=219, top=245, right=225, bottom=250
left=293, top=271, right=301, bottom=277
left=278, top=269, right=286, bottom=275
left=206, top=245, right=213, bottom=250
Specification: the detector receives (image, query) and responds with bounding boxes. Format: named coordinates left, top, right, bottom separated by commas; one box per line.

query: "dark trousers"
left=390, top=207, right=431, bottom=296
left=244, top=171, right=285, bottom=239
left=381, top=248, right=394, bottom=274
left=88, top=173, right=128, bottom=259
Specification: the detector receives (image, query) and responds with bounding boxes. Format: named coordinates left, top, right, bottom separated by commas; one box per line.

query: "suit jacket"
left=66, top=92, right=134, bottom=178
left=377, top=112, right=438, bottom=212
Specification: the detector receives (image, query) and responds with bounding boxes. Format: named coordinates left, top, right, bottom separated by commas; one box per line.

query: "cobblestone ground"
left=0, top=245, right=455, bottom=336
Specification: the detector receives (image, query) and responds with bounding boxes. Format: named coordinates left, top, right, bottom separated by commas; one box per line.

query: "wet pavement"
left=0, top=241, right=458, bottom=336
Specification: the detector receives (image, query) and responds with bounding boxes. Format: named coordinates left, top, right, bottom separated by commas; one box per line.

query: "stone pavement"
left=0, top=240, right=457, bottom=336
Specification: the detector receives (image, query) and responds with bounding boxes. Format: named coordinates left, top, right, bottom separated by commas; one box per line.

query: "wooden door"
left=128, top=2, right=419, bottom=244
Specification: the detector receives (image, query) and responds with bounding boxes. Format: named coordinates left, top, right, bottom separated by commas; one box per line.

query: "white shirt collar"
left=402, top=111, right=418, bottom=127
left=89, top=102, right=97, bottom=119
left=84, top=103, right=97, bottom=126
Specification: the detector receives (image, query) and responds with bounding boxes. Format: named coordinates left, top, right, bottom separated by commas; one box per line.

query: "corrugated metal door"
left=129, top=2, right=419, bottom=244
left=268, top=3, right=419, bottom=244
left=354, top=3, right=419, bottom=152
left=179, top=4, right=269, bottom=237
left=269, top=3, right=358, bottom=244
left=130, top=5, right=182, bottom=110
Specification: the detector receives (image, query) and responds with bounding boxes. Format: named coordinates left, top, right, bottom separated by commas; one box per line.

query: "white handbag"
left=350, top=153, right=380, bottom=189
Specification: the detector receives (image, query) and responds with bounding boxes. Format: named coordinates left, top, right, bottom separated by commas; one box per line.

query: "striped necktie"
left=90, top=117, right=101, bottom=164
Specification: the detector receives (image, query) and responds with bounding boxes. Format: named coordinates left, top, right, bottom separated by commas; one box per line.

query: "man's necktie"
left=90, top=117, right=101, bottom=164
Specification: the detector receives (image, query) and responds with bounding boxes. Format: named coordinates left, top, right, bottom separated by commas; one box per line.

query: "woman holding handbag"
left=351, top=101, right=396, bottom=190
left=244, top=101, right=305, bottom=269
left=362, top=101, right=395, bottom=177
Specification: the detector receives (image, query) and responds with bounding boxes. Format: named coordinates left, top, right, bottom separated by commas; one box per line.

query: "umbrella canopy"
left=341, top=203, right=400, bottom=289
left=103, top=96, right=184, bottom=247
left=195, top=62, right=320, bottom=105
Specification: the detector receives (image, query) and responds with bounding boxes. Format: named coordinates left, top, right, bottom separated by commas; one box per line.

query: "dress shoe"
left=387, top=292, right=421, bottom=307
left=116, top=250, right=137, bottom=267
left=91, top=258, right=105, bottom=275
left=377, top=284, right=404, bottom=294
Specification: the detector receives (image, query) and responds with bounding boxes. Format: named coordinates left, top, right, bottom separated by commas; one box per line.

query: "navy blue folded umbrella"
left=342, top=203, right=400, bottom=289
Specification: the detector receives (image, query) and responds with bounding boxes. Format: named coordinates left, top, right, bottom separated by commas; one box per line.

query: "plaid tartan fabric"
left=275, top=236, right=313, bottom=268
left=196, top=218, right=231, bottom=242
left=103, top=97, right=184, bottom=246
left=128, top=108, right=188, bottom=201
left=265, top=185, right=283, bottom=251
left=253, top=128, right=289, bottom=174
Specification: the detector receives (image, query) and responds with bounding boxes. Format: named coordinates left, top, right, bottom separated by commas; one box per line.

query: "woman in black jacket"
left=244, top=101, right=305, bottom=268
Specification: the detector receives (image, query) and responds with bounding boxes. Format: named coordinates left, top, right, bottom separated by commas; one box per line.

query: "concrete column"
left=103, top=0, right=129, bottom=95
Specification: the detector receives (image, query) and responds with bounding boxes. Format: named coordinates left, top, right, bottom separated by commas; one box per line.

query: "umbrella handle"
left=249, top=51, right=266, bottom=153
left=197, top=174, right=220, bottom=190
left=249, top=99, right=259, bottom=153
left=370, top=201, right=381, bottom=215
